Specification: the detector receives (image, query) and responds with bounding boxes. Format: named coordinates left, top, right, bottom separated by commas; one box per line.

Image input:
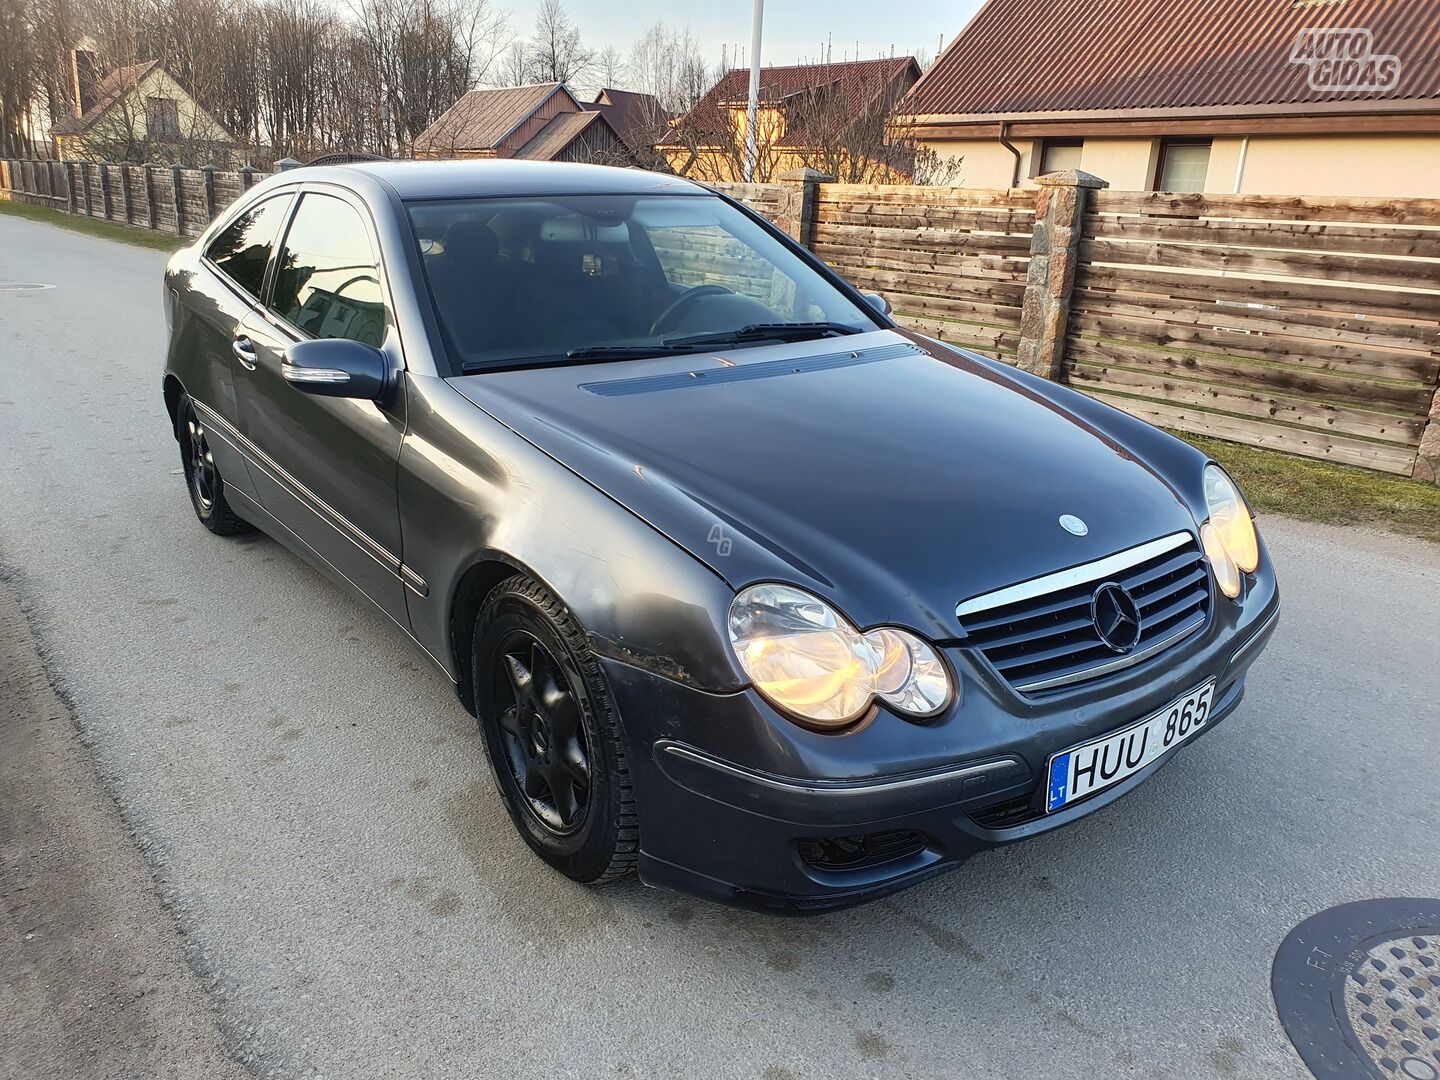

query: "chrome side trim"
left=956, top=531, right=1193, bottom=619
left=1013, top=612, right=1207, bottom=692
left=1227, top=602, right=1280, bottom=672
left=657, top=742, right=1019, bottom=798
left=191, top=400, right=403, bottom=579
left=400, top=563, right=429, bottom=598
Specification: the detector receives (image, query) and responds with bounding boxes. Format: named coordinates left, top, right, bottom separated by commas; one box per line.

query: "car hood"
left=449, top=329, right=1200, bottom=639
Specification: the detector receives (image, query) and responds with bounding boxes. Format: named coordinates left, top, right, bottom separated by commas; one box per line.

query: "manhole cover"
left=0, top=282, right=54, bottom=291
left=1274, top=898, right=1440, bottom=1079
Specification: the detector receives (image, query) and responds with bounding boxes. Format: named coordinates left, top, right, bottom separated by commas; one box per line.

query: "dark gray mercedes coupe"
left=162, top=160, right=1278, bottom=911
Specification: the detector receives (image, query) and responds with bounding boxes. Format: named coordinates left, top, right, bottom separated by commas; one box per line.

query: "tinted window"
left=205, top=195, right=292, bottom=299
left=409, top=195, right=875, bottom=372
left=271, top=194, right=385, bottom=348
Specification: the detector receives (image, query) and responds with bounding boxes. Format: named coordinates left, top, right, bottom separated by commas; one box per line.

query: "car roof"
left=333, top=159, right=710, bottom=200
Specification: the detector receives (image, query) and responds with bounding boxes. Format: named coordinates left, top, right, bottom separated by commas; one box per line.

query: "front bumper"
left=603, top=567, right=1280, bottom=913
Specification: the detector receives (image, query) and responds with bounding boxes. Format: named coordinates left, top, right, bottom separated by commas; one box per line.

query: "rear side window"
left=270, top=193, right=385, bottom=348
left=205, top=195, right=292, bottom=300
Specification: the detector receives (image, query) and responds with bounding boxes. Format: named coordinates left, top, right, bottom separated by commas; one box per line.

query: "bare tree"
left=593, top=44, right=625, bottom=90
left=524, top=0, right=589, bottom=85
left=352, top=0, right=509, bottom=155
left=497, top=40, right=528, bottom=86
left=0, top=0, right=40, bottom=155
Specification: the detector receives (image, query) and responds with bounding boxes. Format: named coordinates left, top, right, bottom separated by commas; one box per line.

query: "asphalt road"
left=2, top=211, right=1439, bottom=1080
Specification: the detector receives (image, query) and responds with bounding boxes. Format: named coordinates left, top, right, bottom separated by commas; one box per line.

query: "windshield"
left=408, top=194, right=880, bottom=373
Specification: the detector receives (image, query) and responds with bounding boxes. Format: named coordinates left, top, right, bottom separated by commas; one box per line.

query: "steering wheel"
left=649, top=284, right=733, bottom=336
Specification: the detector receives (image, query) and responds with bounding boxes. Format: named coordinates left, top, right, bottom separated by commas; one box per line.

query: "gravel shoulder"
left=0, top=577, right=247, bottom=1080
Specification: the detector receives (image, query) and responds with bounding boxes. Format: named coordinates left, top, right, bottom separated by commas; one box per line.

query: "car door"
left=232, top=186, right=409, bottom=626
left=179, top=190, right=295, bottom=501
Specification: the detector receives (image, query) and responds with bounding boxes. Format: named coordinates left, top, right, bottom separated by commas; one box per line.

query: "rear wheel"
left=473, top=575, right=637, bottom=885
left=177, top=396, right=249, bottom=536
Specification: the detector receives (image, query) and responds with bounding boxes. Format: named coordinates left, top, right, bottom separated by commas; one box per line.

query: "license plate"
left=1046, top=680, right=1215, bottom=813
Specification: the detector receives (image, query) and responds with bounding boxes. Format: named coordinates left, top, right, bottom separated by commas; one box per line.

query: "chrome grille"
left=956, top=532, right=1211, bottom=694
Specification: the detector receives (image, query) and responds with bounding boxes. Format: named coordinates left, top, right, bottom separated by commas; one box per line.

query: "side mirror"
left=282, top=338, right=387, bottom=400
left=863, top=292, right=893, bottom=317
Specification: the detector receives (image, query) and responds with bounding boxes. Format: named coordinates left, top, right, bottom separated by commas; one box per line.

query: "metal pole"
left=744, top=0, right=764, bottom=182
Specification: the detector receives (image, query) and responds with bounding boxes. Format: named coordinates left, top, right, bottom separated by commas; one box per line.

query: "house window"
left=146, top=96, right=180, bottom=139
left=1038, top=138, right=1083, bottom=175
left=1155, top=139, right=1211, bottom=193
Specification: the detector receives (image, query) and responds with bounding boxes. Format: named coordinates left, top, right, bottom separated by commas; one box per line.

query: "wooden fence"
left=6, top=158, right=1439, bottom=481
left=715, top=176, right=1440, bottom=481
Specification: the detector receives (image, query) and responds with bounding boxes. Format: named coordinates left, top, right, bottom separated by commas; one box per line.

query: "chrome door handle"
left=232, top=335, right=257, bottom=370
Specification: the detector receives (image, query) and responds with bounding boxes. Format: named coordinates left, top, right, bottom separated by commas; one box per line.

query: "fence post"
left=239, top=164, right=257, bottom=190
left=776, top=167, right=831, bottom=249
left=171, top=165, right=184, bottom=235
left=119, top=164, right=132, bottom=223
left=1414, top=390, right=1440, bottom=484
left=142, top=164, right=157, bottom=230
left=274, top=157, right=302, bottom=172
left=62, top=162, right=75, bottom=212
left=1016, top=169, right=1108, bottom=382
left=99, top=163, right=115, bottom=219
left=200, top=163, right=217, bottom=223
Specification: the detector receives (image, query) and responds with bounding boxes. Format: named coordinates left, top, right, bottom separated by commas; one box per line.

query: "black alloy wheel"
left=186, top=413, right=219, bottom=513
left=473, top=575, right=637, bottom=884
left=495, top=629, right=592, bottom=835
left=177, top=396, right=249, bottom=535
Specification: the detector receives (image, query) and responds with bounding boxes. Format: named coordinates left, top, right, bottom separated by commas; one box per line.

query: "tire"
left=176, top=395, right=250, bottom=536
left=472, top=574, right=638, bottom=885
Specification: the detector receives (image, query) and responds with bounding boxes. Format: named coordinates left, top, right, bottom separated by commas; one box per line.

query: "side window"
left=270, top=193, right=386, bottom=348
left=205, top=195, right=292, bottom=300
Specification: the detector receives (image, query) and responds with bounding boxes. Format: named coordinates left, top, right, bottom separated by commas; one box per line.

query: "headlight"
left=727, top=584, right=953, bottom=729
left=1202, top=464, right=1259, bottom=598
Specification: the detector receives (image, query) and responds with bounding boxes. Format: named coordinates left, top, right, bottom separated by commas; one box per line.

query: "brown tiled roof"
left=664, top=57, right=920, bottom=144
left=902, top=0, right=1440, bottom=118
left=413, top=83, right=573, bottom=153
left=52, top=60, right=160, bottom=135
left=514, top=110, right=609, bottom=159
left=586, top=88, right=670, bottom=151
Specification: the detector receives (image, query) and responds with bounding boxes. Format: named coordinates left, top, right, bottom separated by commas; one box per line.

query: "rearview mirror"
left=863, top=293, right=893, bottom=317
left=282, top=338, right=388, bottom=400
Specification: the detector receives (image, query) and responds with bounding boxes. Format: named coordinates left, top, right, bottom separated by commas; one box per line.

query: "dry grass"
left=0, top=197, right=182, bottom=253
left=1174, top=430, right=1440, bottom=544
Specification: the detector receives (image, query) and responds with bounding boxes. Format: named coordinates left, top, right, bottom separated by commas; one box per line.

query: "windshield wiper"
left=662, top=322, right=864, bottom=348
left=460, top=344, right=703, bottom=374
left=562, top=344, right=708, bottom=360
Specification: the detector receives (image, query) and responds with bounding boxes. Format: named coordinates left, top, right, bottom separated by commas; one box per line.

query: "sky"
left=505, top=0, right=985, bottom=76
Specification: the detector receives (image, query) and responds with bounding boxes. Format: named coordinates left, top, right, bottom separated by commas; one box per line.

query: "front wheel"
left=472, top=575, right=638, bottom=885
left=176, top=396, right=250, bottom=536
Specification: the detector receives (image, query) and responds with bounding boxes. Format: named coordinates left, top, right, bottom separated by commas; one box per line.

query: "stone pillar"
left=1016, top=169, right=1108, bottom=381
left=144, top=164, right=159, bottom=229
left=170, top=165, right=183, bottom=234
left=1414, top=389, right=1440, bottom=484
left=776, top=167, right=832, bottom=249
left=63, top=162, right=77, bottom=213
left=274, top=157, right=302, bottom=172
left=97, top=163, right=112, bottom=219
left=200, top=163, right=217, bottom=222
